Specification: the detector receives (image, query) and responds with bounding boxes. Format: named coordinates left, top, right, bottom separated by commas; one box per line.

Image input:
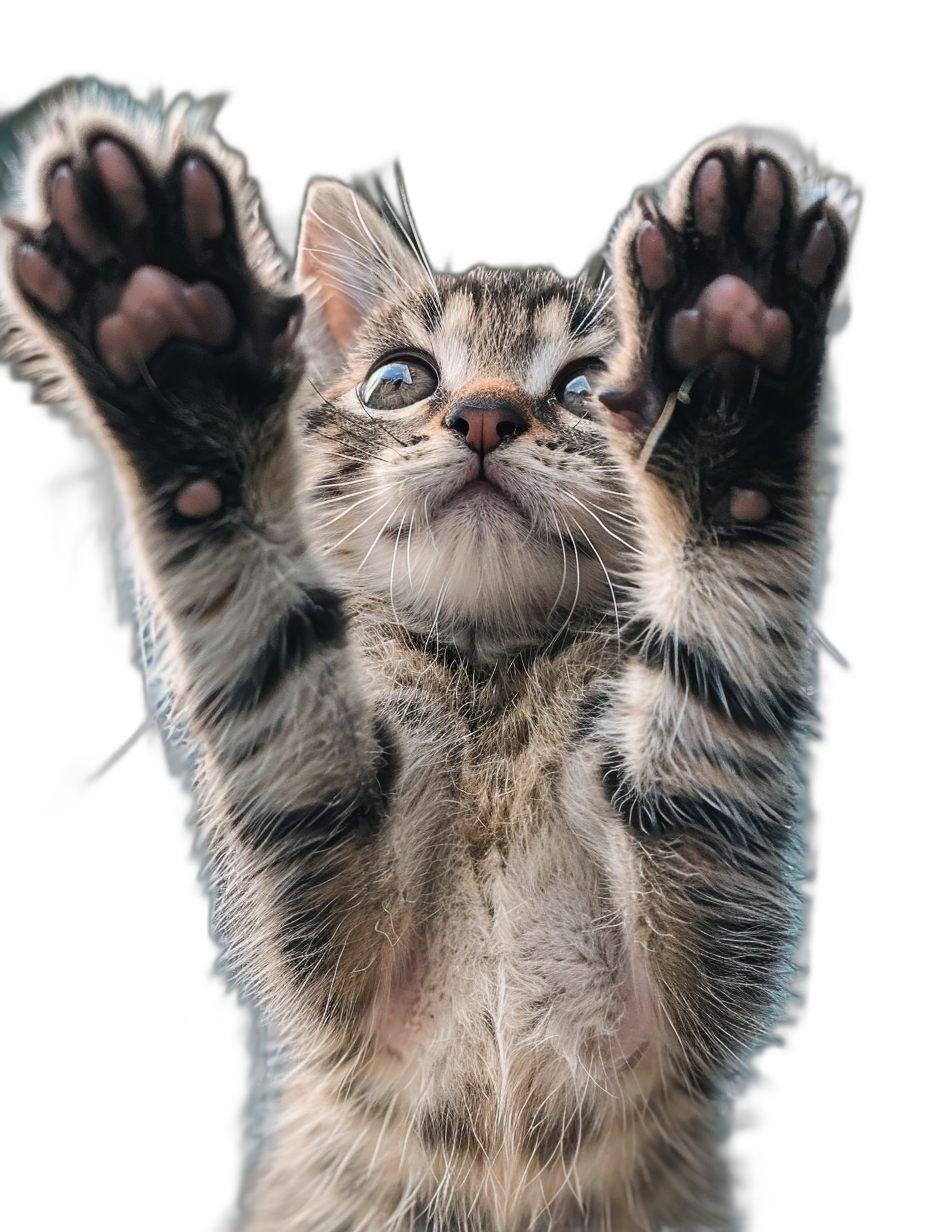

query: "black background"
left=5, top=28, right=877, bottom=1232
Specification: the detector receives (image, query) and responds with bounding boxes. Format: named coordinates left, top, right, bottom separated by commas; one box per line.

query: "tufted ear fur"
left=297, top=178, right=432, bottom=364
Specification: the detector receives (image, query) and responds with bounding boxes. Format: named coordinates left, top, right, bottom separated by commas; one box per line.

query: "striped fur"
left=0, top=83, right=855, bottom=1232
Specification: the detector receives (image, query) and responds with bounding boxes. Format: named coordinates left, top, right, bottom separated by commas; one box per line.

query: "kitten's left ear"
left=297, top=179, right=431, bottom=357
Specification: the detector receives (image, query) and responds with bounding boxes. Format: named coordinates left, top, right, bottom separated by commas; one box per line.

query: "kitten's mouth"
left=455, top=460, right=518, bottom=506
left=431, top=453, right=530, bottom=522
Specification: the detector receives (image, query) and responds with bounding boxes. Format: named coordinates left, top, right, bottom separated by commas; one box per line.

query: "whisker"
left=315, top=489, right=383, bottom=530
left=563, top=492, right=640, bottom=555
left=357, top=500, right=405, bottom=571
left=405, top=508, right=416, bottom=584
left=544, top=515, right=584, bottom=649
left=328, top=498, right=392, bottom=550
left=568, top=513, right=622, bottom=645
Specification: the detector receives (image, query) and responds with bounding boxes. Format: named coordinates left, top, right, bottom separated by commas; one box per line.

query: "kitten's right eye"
left=360, top=354, right=439, bottom=411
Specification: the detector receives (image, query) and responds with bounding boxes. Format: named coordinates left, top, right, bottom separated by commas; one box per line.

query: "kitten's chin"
left=456, top=478, right=502, bottom=499
left=368, top=530, right=608, bottom=661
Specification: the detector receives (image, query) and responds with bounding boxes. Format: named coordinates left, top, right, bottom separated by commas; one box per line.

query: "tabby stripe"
left=233, top=718, right=397, bottom=855
left=602, top=762, right=786, bottom=846
left=572, top=683, right=615, bottom=742
left=625, top=620, right=808, bottom=735
left=161, top=520, right=238, bottom=571
left=162, top=539, right=203, bottom=570
left=234, top=791, right=382, bottom=854
left=200, top=584, right=346, bottom=719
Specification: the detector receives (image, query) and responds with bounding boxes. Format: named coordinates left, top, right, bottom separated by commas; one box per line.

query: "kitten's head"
left=297, top=177, right=626, bottom=662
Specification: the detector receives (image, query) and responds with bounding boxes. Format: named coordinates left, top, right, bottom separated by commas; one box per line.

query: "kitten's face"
left=306, top=270, right=624, bottom=657
left=298, top=186, right=624, bottom=658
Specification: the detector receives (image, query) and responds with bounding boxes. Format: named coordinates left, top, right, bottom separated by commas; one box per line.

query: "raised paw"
left=4, top=114, right=306, bottom=523
left=12, top=138, right=302, bottom=388
left=600, top=137, right=853, bottom=526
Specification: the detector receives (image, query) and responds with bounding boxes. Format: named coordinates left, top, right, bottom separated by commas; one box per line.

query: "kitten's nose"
left=445, top=403, right=528, bottom=453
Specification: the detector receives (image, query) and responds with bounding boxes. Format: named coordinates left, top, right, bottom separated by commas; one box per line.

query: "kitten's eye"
left=360, top=354, right=439, bottom=411
left=552, top=363, right=602, bottom=415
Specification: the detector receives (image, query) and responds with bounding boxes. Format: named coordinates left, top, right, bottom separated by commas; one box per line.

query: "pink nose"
left=448, top=405, right=525, bottom=453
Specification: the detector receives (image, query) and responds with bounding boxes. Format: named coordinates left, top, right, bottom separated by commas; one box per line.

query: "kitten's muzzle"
left=445, top=401, right=528, bottom=454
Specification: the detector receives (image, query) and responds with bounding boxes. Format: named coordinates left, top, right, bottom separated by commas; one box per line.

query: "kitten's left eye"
left=360, top=354, right=439, bottom=411
left=551, top=363, right=602, bottom=415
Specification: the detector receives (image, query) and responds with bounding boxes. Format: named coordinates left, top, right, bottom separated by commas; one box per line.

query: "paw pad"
left=744, top=159, right=784, bottom=250
left=692, top=158, right=729, bottom=238
left=667, top=275, right=792, bottom=373
left=95, top=267, right=235, bottom=384
left=91, top=140, right=149, bottom=229
left=16, top=245, right=74, bottom=313
left=181, top=157, right=226, bottom=247
left=175, top=478, right=223, bottom=519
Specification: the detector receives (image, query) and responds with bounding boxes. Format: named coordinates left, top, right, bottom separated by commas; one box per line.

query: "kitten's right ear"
left=297, top=179, right=429, bottom=358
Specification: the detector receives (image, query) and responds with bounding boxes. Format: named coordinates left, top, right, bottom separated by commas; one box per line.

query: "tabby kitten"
left=0, top=81, right=854, bottom=1232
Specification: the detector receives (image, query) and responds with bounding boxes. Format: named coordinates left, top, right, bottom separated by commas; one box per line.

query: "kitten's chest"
left=363, top=634, right=660, bottom=1115
left=454, top=677, right=572, bottom=861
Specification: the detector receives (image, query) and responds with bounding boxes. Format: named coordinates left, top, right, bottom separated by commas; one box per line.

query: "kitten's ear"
left=297, top=179, right=430, bottom=354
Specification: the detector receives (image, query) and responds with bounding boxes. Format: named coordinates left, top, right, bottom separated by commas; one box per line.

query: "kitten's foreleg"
left=598, top=136, right=855, bottom=1084
left=0, top=84, right=395, bottom=1032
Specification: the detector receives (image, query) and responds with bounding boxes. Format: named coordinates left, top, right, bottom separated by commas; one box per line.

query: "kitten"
left=0, top=80, right=855, bottom=1232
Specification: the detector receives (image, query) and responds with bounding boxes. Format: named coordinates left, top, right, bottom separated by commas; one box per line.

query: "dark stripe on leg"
left=601, top=761, right=788, bottom=848
left=201, top=584, right=346, bottom=718
left=625, top=620, right=809, bottom=735
left=233, top=718, right=398, bottom=855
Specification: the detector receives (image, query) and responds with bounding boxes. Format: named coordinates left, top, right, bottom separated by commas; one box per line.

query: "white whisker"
left=329, top=498, right=391, bottom=551
left=568, top=513, right=622, bottom=645
left=316, top=490, right=383, bottom=530
left=563, top=492, right=640, bottom=555
left=357, top=500, right=405, bottom=571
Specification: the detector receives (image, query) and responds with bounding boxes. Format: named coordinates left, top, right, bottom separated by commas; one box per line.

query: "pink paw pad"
left=175, top=478, right=223, bottom=519
left=636, top=221, right=674, bottom=291
left=181, top=158, right=226, bottom=247
left=692, top=158, right=729, bottom=238
left=15, top=245, right=74, bottom=313
left=49, top=164, right=116, bottom=262
left=744, top=160, right=784, bottom=251
left=668, top=274, right=792, bottom=373
left=91, top=140, right=148, bottom=229
left=96, top=267, right=235, bottom=384
left=729, top=488, right=771, bottom=522
left=798, top=218, right=837, bottom=287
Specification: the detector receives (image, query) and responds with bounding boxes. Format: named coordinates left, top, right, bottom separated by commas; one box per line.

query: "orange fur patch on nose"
left=438, top=376, right=532, bottom=431
left=440, top=378, right=532, bottom=418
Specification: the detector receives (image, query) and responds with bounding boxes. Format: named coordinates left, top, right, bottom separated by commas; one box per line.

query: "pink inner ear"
left=321, top=282, right=365, bottom=351
left=297, top=216, right=366, bottom=352
left=297, top=178, right=430, bottom=356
